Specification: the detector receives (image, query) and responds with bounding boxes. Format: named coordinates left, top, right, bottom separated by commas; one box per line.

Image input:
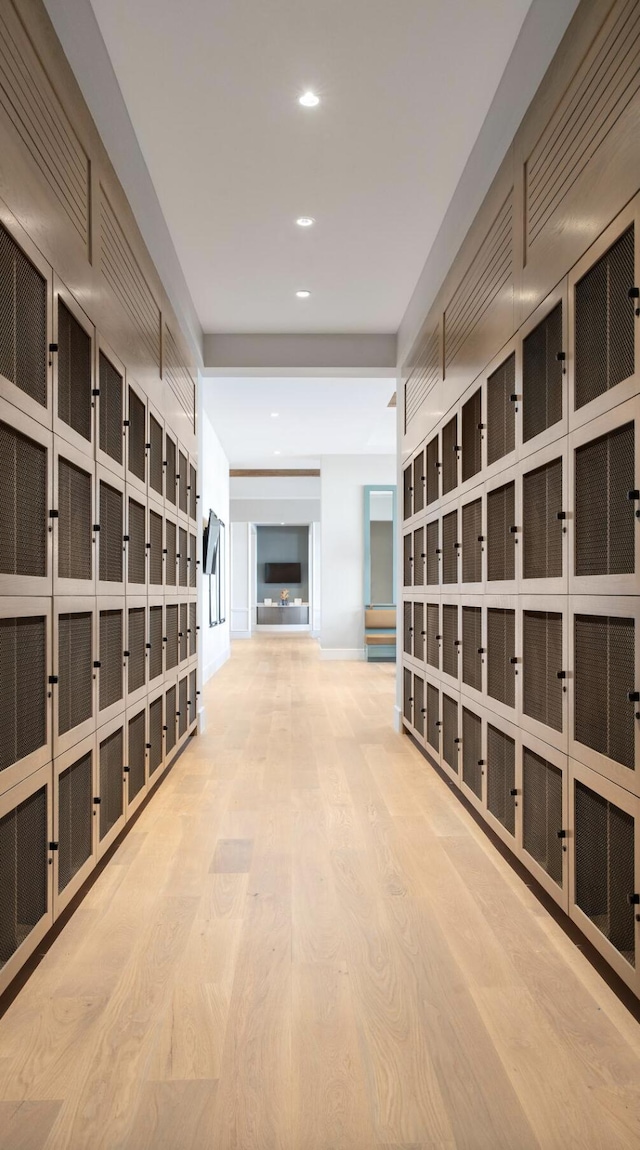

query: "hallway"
left=1, top=635, right=640, bottom=1149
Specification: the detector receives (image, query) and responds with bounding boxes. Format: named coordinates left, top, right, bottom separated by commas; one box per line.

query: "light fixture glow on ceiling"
left=274, top=450, right=281, bottom=455
left=270, top=412, right=280, bottom=418
left=296, top=289, right=311, bottom=298
left=299, top=91, right=319, bottom=107
left=296, top=217, right=315, bottom=227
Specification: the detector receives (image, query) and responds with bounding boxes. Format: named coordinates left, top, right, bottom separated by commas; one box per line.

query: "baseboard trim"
left=203, top=646, right=231, bottom=683
left=231, top=630, right=252, bottom=639
left=319, top=647, right=365, bottom=661
left=393, top=703, right=402, bottom=733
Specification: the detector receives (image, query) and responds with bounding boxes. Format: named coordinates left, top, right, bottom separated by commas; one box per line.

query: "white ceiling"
left=89, top=0, right=533, bottom=335
left=204, top=376, right=396, bottom=463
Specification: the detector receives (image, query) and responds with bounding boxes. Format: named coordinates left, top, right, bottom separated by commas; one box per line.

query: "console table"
left=256, top=604, right=309, bottom=625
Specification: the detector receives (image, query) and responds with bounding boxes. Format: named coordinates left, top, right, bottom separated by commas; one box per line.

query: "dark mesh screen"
left=427, top=603, right=439, bottom=670
left=128, top=608, right=146, bottom=695
left=442, top=693, right=459, bottom=773
left=98, top=351, right=123, bottom=465
left=189, top=601, right=197, bottom=657
left=403, top=464, right=412, bottom=521
left=413, top=452, right=425, bottom=515
left=487, top=481, right=515, bottom=582
left=58, top=457, right=92, bottom=581
left=403, top=601, right=412, bottom=656
left=575, top=614, right=635, bottom=769
left=149, top=510, right=163, bottom=586
left=178, top=527, right=188, bottom=587
left=523, top=611, right=562, bottom=732
left=189, top=533, right=197, bottom=588
left=58, top=612, right=92, bottom=735
left=99, top=481, right=123, bottom=584
left=575, top=781, right=635, bottom=966
left=462, top=606, right=482, bottom=692
left=0, top=422, right=47, bottom=577
left=426, top=520, right=439, bottom=586
left=178, top=676, right=188, bottom=737
left=523, top=457, right=562, bottom=580
left=166, top=685, right=177, bottom=753
left=0, top=616, right=46, bottom=771
left=413, top=602, right=425, bottom=663
left=99, top=609, right=123, bottom=711
left=165, top=519, right=177, bottom=585
left=165, top=434, right=176, bottom=506
left=461, top=498, right=482, bottom=584
left=487, top=725, right=515, bottom=836
left=179, top=603, right=188, bottom=663
left=99, top=727, right=123, bottom=840
left=487, top=608, right=515, bottom=708
left=165, top=604, right=179, bottom=670
left=127, top=386, right=146, bottom=483
left=128, top=498, right=146, bottom=585
left=413, top=674, right=425, bottom=738
left=575, top=422, right=634, bottom=577
left=149, top=696, right=163, bottom=775
left=149, top=605, right=163, bottom=680
left=487, top=352, right=515, bottom=466
left=413, top=526, right=425, bottom=586
left=426, top=435, right=439, bottom=505
left=178, top=451, right=188, bottom=514
left=403, top=667, right=412, bottom=722
left=0, top=224, right=47, bottom=406
left=403, top=533, right=412, bottom=587
left=442, top=603, right=458, bottom=679
left=189, top=463, right=197, bottom=520
left=189, top=669, right=197, bottom=726
left=426, top=682, right=439, bottom=752
left=57, top=299, right=91, bottom=441
left=0, top=785, right=47, bottom=966
left=522, top=748, right=563, bottom=885
left=575, top=226, right=635, bottom=410
left=522, top=301, right=563, bottom=443
left=149, top=414, right=163, bottom=496
left=58, top=751, right=92, bottom=892
left=442, top=510, right=458, bottom=585
left=462, top=707, right=482, bottom=798
left=462, top=387, right=482, bottom=482
left=127, top=709, right=146, bottom=802
left=442, top=414, right=458, bottom=495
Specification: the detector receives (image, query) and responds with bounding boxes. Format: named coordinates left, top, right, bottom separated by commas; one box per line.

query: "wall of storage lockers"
left=0, top=0, right=200, bottom=996
left=400, top=0, right=640, bottom=997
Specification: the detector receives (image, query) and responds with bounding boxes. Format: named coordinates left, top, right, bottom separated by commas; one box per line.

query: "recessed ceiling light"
left=299, top=91, right=319, bottom=107
left=296, top=289, right=311, bottom=298
left=270, top=412, right=279, bottom=418
left=296, top=217, right=315, bottom=227
left=274, top=450, right=281, bottom=455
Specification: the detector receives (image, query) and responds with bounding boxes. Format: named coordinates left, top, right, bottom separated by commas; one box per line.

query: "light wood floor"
left=1, top=635, right=640, bottom=1149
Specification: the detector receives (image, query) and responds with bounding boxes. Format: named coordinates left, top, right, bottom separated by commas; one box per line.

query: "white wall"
left=230, top=522, right=253, bottom=638
left=320, top=455, right=396, bottom=659
left=199, top=397, right=231, bottom=681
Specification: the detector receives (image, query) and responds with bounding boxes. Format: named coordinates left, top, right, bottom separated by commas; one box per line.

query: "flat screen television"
left=264, top=562, right=301, bottom=583
left=203, top=511, right=221, bottom=575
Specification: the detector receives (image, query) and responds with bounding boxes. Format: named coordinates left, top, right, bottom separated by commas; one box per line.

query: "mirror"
left=364, top=485, right=396, bottom=606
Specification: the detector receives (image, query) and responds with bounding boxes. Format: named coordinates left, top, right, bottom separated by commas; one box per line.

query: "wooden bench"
left=364, top=607, right=396, bottom=662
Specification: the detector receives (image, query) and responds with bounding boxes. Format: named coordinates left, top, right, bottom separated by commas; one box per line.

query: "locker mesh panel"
left=442, top=511, right=458, bottom=585
left=575, top=226, right=635, bottom=411
left=414, top=675, right=425, bottom=737
left=403, top=667, right=412, bottom=722
left=165, top=519, right=177, bottom=584
left=462, top=606, right=482, bottom=692
left=487, top=352, right=515, bottom=466
left=128, top=709, right=146, bottom=802
left=487, top=608, right=515, bottom=708
left=166, top=604, right=179, bottom=670
left=575, top=781, right=635, bottom=965
left=58, top=612, right=92, bottom=735
left=413, top=527, right=425, bottom=586
left=128, top=608, right=146, bottom=694
left=149, top=696, right=163, bottom=775
left=442, top=693, right=458, bottom=773
left=523, top=611, right=562, bottom=732
left=487, top=481, right=515, bottom=582
left=0, top=616, right=46, bottom=771
left=426, top=520, right=439, bottom=586
left=178, top=527, right=188, bottom=587
left=178, top=677, right=188, bottom=737
left=179, top=603, right=188, bottom=663
left=127, top=498, right=146, bottom=585
left=442, top=414, right=458, bottom=496
left=178, top=450, right=188, bottom=514
left=522, top=302, right=563, bottom=443
left=149, top=510, right=163, bottom=586
left=0, top=422, right=46, bottom=577
left=189, top=533, right=197, bottom=588
left=99, top=610, right=123, bottom=711
left=403, top=533, right=412, bottom=586
left=462, top=707, right=482, bottom=798
left=98, top=352, right=123, bottom=465
left=0, top=786, right=47, bottom=965
left=189, top=463, right=197, bottom=520
left=522, top=748, right=562, bottom=886
left=149, top=605, right=163, bottom=680
left=58, top=457, right=91, bottom=581
left=575, top=614, right=634, bottom=769
left=461, top=388, right=481, bottom=482
left=189, top=669, right=197, bottom=726
left=442, top=603, right=458, bottom=679
left=575, top=423, right=634, bottom=577
left=487, top=725, right=515, bottom=836
left=149, top=414, right=163, bottom=496
left=426, top=682, right=439, bottom=752
left=127, top=387, right=146, bottom=483
left=0, top=224, right=47, bottom=406
left=403, top=464, right=412, bottom=521
left=57, top=300, right=91, bottom=441
left=426, top=435, right=439, bottom=506
left=165, top=435, right=176, bottom=506
left=413, top=452, right=425, bottom=515
left=413, top=602, right=425, bottom=662
left=403, top=601, right=412, bottom=656
left=99, top=481, right=123, bottom=584
left=99, top=727, right=123, bottom=840
left=461, top=498, right=482, bottom=584
left=58, top=751, right=92, bottom=892
left=427, top=603, right=439, bottom=670
left=166, top=685, right=177, bottom=753
left=523, top=458, right=562, bottom=580
left=189, top=602, right=197, bottom=656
